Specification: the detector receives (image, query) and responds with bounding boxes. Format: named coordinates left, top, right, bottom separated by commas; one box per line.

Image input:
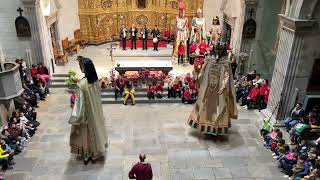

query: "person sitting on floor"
left=182, top=87, right=195, bottom=104
left=147, top=84, right=155, bottom=100
left=172, top=77, right=182, bottom=98
left=155, top=83, right=163, bottom=99
left=260, top=118, right=273, bottom=138
left=291, top=154, right=311, bottom=180
left=284, top=103, right=305, bottom=131
left=290, top=117, right=310, bottom=145
left=124, top=81, right=135, bottom=105
left=242, top=83, right=260, bottom=109
left=167, top=82, right=174, bottom=98
left=114, top=75, right=124, bottom=101
left=0, top=141, right=15, bottom=170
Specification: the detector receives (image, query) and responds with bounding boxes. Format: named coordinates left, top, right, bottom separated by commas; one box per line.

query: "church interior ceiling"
left=79, top=0, right=203, bottom=44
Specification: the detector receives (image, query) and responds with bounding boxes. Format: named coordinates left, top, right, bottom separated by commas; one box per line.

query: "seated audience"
left=242, top=83, right=260, bottom=109
left=290, top=154, right=311, bottom=179
left=246, top=70, right=256, bottom=81
left=253, top=73, right=263, bottom=85
left=114, top=75, right=124, bottom=101
left=31, top=64, right=38, bottom=79
left=147, top=84, right=155, bottom=100
left=172, top=78, right=182, bottom=98
left=124, top=81, right=135, bottom=105
left=290, top=117, right=310, bottom=145
left=155, top=83, right=163, bottom=99
left=258, top=79, right=269, bottom=111
left=0, top=142, right=15, bottom=170
left=167, top=82, right=174, bottom=98
left=284, top=103, right=305, bottom=131
left=182, top=87, right=195, bottom=104
left=260, top=118, right=273, bottom=138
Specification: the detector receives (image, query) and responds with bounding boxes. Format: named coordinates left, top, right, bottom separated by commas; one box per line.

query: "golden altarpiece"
left=79, top=0, right=203, bottom=45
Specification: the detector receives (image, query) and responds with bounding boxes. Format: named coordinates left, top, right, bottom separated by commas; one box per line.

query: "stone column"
left=262, top=14, right=316, bottom=123
left=21, top=0, right=44, bottom=65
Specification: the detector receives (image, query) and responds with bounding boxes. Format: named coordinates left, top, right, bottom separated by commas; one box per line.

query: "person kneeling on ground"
left=147, top=84, right=155, bottom=100
left=155, top=83, right=163, bottom=99
left=182, top=88, right=195, bottom=104
left=124, top=81, right=135, bottom=105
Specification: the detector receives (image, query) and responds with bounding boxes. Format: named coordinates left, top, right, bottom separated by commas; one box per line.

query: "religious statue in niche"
left=137, top=0, right=146, bottom=8
left=15, top=8, right=31, bottom=37
left=242, top=9, right=256, bottom=39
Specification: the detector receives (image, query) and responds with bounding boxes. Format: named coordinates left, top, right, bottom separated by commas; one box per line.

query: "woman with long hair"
left=68, top=56, right=108, bottom=165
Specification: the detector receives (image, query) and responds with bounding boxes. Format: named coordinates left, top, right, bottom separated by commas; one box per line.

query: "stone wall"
left=249, top=0, right=283, bottom=80
left=0, top=0, right=31, bottom=62
left=57, top=0, right=80, bottom=41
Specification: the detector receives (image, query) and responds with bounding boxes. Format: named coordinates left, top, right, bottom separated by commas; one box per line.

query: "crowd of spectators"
left=112, top=72, right=198, bottom=105
left=0, top=59, right=50, bottom=177
left=235, top=70, right=270, bottom=111
left=260, top=104, right=320, bottom=179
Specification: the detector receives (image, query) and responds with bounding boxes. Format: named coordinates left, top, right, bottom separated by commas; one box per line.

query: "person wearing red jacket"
left=246, top=83, right=260, bottom=109
left=189, top=41, right=197, bottom=65
left=172, top=78, right=181, bottom=98
left=258, top=80, right=269, bottom=111
left=128, top=154, right=153, bottom=180
left=31, top=64, right=38, bottom=79
left=163, top=27, right=171, bottom=44
left=147, top=84, right=155, bottom=100
left=182, top=88, right=195, bottom=104
left=178, top=42, right=185, bottom=64
left=199, top=39, right=208, bottom=55
left=155, top=83, right=163, bottom=99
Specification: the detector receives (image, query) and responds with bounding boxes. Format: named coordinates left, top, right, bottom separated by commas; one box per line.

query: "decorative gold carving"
left=170, top=1, right=178, bottom=9
left=101, top=0, right=113, bottom=9
left=79, top=0, right=204, bottom=45
left=136, top=15, right=148, bottom=26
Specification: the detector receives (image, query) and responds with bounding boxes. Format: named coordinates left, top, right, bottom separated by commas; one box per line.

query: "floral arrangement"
left=65, top=70, right=80, bottom=89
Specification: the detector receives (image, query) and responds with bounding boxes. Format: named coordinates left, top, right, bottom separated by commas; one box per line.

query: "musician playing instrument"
left=141, top=24, right=149, bottom=50
left=151, top=25, right=160, bottom=51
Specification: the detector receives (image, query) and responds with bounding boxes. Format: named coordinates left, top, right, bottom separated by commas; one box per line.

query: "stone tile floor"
left=4, top=88, right=288, bottom=180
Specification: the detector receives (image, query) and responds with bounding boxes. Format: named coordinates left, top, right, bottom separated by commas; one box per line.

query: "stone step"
left=52, top=78, right=67, bottom=83
left=52, top=74, right=69, bottom=78
left=101, top=97, right=181, bottom=104
left=101, top=91, right=169, bottom=98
